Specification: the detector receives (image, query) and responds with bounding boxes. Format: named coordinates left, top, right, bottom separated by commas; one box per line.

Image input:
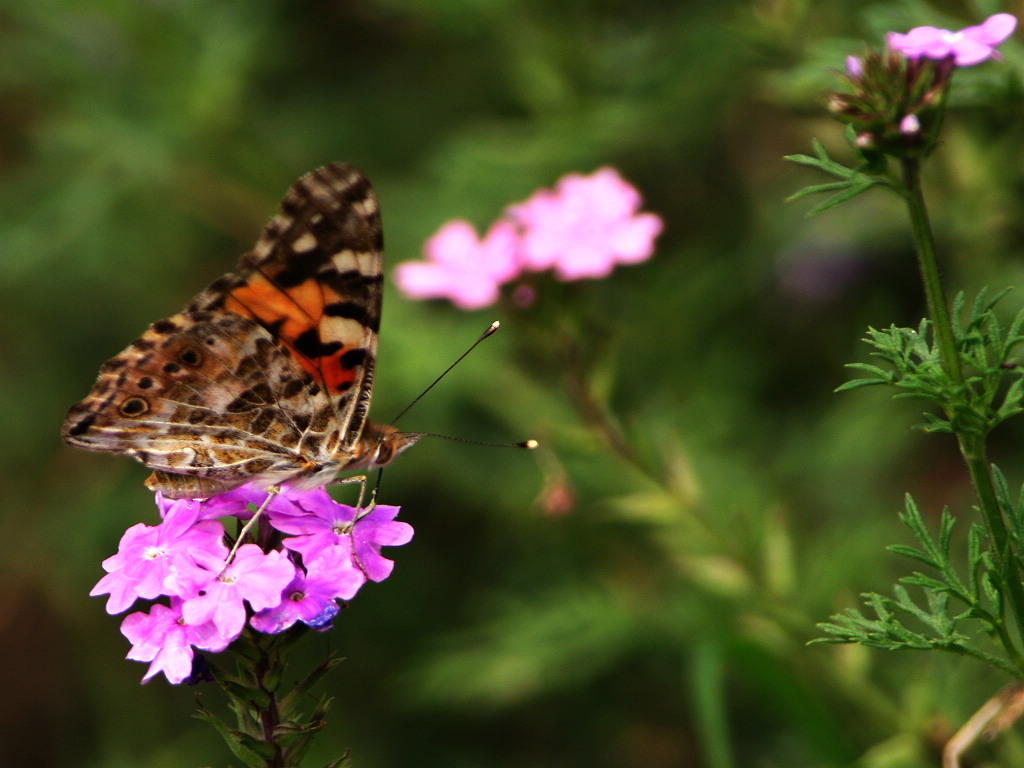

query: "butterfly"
left=63, top=163, right=421, bottom=500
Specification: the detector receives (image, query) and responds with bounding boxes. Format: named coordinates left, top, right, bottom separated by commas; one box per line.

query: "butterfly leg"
left=321, top=475, right=380, bottom=576
left=220, top=485, right=281, bottom=573
left=329, top=474, right=379, bottom=530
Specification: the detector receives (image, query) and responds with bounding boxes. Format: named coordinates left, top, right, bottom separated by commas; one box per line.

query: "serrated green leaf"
left=784, top=139, right=860, bottom=179
left=952, top=290, right=966, bottom=327
left=888, top=544, right=939, bottom=568
left=938, top=507, right=955, bottom=554
left=981, top=571, right=1002, bottom=610
left=968, top=525, right=984, bottom=598
left=803, top=180, right=880, bottom=215
left=783, top=152, right=817, bottom=166
left=222, top=680, right=273, bottom=711
left=786, top=180, right=856, bottom=200
left=279, top=659, right=342, bottom=716
left=231, top=733, right=277, bottom=765
left=195, top=707, right=274, bottom=767
left=845, top=361, right=893, bottom=376
left=274, top=723, right=320, bottom=748
left=835, top=378, right=887, bottom=392
left=900, top=573, right=951, bottom=593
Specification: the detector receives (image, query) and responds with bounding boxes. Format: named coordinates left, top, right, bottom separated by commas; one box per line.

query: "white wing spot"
left=332, top=249, right=359, bottom=272
left=292, top=232, right=318, bottom=253
left=355, top=197, right=378, bottom=216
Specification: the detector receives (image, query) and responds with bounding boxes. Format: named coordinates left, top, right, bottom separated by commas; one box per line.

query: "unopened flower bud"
left=900, top=114, right=921, bottom=135
left=854, top=133, right=875, bottom=149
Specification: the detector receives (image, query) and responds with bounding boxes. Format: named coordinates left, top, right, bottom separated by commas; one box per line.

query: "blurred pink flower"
left=887, top=13, right=1016, bottom=66
left=509, top=168, right=663, bottom=280
left=393, top=219, right=520, bottom=310
left=396, top=168, right=661, bottom=309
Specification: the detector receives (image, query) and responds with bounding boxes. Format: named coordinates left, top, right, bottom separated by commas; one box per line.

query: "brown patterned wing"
left=62, top=163, right=385, bottom=497
left=63, top=311, right=336, bottom=497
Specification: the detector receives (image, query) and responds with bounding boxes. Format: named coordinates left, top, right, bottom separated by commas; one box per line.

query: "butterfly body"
left=63, top=163, right=419, bottom=499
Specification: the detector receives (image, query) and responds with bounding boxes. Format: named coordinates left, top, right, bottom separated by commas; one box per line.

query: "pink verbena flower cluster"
left=832, top=13, right=1016, bottom=161
left=887, top=13, right=1016, bottom=66
left=91, top=485, right=413, bottom=684
left=394, top=168, right=663, bottom=310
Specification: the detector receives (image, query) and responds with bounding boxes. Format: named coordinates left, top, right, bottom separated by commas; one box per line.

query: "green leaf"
left=887, top=544, right=939, bottom=568
left=802, top=180, right=881, bottom=215
left=784, top=139, right=859, bottom=179
left=785, top=179, right=855, bottom=198
left=222, top=680, right=273, bottom=711
left=900, top=572, right=951, bottom=593
left=195, top=702, right=274, bottom=767
left=835, top=378, right=886, bottom=392
left=279, top=657, right=342, bottom=716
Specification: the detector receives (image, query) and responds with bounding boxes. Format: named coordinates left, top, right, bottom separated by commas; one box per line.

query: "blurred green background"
left=5, top=0, right=1024, bottom=766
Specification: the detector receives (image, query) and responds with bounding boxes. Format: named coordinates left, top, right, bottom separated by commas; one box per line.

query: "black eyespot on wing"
left=178, top=346, right=204, bottom=367
left=119, top=396, right=150, bottom=417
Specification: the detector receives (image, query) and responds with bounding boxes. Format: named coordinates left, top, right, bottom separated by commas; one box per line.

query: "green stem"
left=901, top=158, right=1024, bottom=666
left=900, top=158, right=961, bottom=383
left=961, top=435, right=1024, bottom=666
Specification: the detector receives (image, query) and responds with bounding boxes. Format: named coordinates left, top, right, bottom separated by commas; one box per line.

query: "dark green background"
left=4, top=1, right=1024, bottom=766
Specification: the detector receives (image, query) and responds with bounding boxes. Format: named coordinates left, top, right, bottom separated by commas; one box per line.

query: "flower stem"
left=901, top=158, right=1024, bottom=666
left=960, top=434, right=1024, bottom=667
left=900, top=158, right=961, bottom=383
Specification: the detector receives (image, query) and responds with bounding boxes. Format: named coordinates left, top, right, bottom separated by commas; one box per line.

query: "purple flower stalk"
left=92, top=485, right=414, bottom=684
left=887, top=13, right=1017, bottom=66
left=394, top=167, right=663, bottom=309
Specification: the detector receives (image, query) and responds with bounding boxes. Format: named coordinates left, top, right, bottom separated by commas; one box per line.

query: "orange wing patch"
left=221, top=276, right=361, bottom=393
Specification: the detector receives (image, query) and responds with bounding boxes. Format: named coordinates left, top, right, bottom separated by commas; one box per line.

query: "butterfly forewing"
left=63, top=163, right=390, bottom=498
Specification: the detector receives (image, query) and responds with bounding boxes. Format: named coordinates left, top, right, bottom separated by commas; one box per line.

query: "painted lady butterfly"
left=63, top=163, right=420, bottom=499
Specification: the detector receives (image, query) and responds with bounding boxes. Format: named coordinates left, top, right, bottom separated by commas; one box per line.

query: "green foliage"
left=817, top=494, right=1023, bottom=680
left=196, top=629, right=346, bottom=768
left=838, top=290, right=1024, bottom=436
left=7, top=1, right=1024, bottom=767
left=786, top=133, right=891, bottom=213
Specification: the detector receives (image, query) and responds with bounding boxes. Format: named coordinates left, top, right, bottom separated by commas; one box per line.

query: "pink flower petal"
left=888, top=13, right=1017, bottom=66
left=510, top=167, right=661, bottom=281
left=394, top=219, right=522, bottom=309
left=966, top=13, right=1017, bottom=46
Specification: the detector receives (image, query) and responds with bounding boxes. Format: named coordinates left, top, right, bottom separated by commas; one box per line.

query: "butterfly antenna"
left=390, top=320, right=502, bottom=426
left=413, top=433, right=538, bottom=451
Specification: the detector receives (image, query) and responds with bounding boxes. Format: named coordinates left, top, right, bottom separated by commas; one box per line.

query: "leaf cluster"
left=785, top=134, right=891, bottom=214
left=816, top=494, right=1023, bottom=680
left=815, top=291, right=1024, bottom=679
left=838, top=289, right=1024, bottom=437
left=195, top=628, right=346, bottom=768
